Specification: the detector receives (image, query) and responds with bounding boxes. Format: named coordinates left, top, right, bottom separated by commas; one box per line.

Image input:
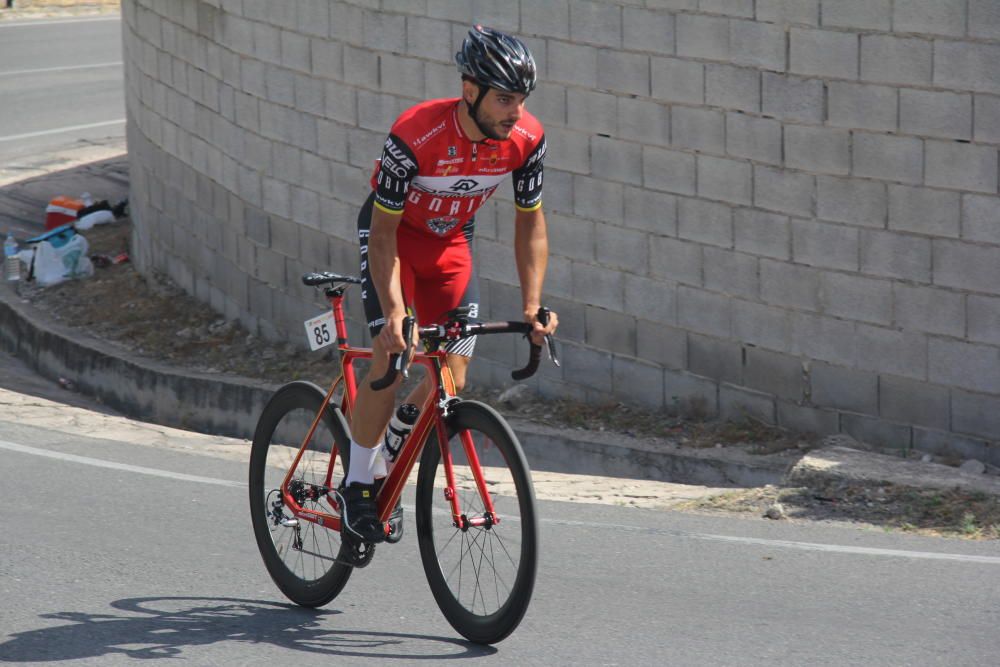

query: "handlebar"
left=369, top=307, right=559, bottom=391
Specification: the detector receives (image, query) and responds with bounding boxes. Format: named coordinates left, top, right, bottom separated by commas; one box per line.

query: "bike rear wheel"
left=249, top=381, right=352, bottom=607
left=415, top=400, right=538, bottom=644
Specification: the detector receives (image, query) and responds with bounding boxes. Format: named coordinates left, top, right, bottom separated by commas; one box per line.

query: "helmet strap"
left=468, top=84, right=493, bottom=139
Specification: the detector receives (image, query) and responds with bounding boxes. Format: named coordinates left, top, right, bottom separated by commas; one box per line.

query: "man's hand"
left=525, top=307, right=558, bottom=346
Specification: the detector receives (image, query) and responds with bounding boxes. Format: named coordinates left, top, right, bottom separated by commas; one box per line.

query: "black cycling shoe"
left=375, top=478, right=405, bottom=544
left=335, top=482, right=385, bottom=544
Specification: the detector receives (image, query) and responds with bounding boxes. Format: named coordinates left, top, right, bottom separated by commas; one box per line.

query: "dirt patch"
left=14, top=219, right=1000, bottom=540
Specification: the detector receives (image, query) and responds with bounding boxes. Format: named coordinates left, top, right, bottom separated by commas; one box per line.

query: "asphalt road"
left=1, top=383, right=999, bottom=666
left=0, top=16, right=125, bottom=163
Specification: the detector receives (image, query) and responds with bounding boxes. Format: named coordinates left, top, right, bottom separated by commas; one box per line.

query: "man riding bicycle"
left=336, top=25, right=559, bottom=544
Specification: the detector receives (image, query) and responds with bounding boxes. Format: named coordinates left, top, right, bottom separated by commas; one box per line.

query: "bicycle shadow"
left=0, top=596, right=496, bottom=662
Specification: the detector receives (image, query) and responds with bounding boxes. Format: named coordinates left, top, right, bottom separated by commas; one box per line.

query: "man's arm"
left=369, top=206, right=409, bottom=353
left=514, top=206, right=558, bottom=343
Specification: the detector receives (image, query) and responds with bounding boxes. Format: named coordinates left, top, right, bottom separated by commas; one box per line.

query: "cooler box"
left=45, top=196, right=84, bottom=230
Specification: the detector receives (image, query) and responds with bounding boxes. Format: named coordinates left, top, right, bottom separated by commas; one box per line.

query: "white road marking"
left=0, top=61, right=122, bottom=77
left=4, top=437, right=998, bottom=565
left=0, top=119, right=126, bottom=143
left=0, top=17, right=120, bottom=28
left=0, top=439, right=244, bottom=489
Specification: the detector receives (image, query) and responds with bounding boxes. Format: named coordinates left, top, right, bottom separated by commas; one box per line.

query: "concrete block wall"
left=122, top=0, right=1000, bottom=463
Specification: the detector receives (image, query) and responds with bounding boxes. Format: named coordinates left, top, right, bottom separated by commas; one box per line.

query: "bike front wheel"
left=415, top=400, right=539, bottom=644
left=249, top=381, right=352, bottom=607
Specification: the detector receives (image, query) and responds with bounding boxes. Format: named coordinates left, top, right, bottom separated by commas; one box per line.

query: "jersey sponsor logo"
left=382, top=138, right=416, bottom=178
left=448, top=145, right=457, bottom=157
left=436, top=157, right=464, bottom=166
left=450, top=178, right=480, bottom=192
left=512, top=124, right=538, bottom=142
left=412, top=120, right=447, bottom=146
left=426, top=216, right=461, bottom=235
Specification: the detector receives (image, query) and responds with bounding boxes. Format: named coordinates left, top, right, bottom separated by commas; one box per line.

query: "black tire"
left=415, top=400, right=538, bottom=644
left=249, top=381, right=353, bottom=607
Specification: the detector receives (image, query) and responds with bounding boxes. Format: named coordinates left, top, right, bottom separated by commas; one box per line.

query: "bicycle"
left=248, top=271, right=559, bottom=644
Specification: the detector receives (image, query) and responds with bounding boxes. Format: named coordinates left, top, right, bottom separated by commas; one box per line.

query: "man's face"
left=468, top=85, right=528, bottom=140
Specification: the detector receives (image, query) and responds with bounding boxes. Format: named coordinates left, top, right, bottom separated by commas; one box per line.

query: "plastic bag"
left=32, top=234, right=93, bottom=286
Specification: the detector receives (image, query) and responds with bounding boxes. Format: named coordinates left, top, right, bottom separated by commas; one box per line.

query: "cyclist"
left=336, top=25, right=559, bottom=544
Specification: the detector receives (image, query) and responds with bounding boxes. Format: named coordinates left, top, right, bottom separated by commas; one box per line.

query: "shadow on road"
left=0, top=596, right=496, bottom=662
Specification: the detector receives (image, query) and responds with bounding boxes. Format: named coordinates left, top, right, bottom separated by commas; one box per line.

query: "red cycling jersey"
left=370, top=97, right=546, bottom=238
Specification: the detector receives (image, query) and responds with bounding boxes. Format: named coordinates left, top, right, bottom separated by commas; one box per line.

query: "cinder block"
left=650, top=236, right=703, bottom=285
left=679, top=288, right=733, bottom=339
left=671, top=107, right=725, bottom=154
left=585, top=306, right=637, bottom=356
left=643, top=147, right=696, bottom=195
left=559, top=341, right=613, bottom=392
left=856, top=324, right=928, bottom=380
left=290, top=186, right=320, bottom=227
left=822, top=0, right=891, bottom=30
left=570, top=0, right=622, bottom=48
left=776, top=401, right=839, bottom=435
left=566, top=89, right=617, bottom=135
left=969, top=0, right=1000, bottom=40
left=820, top=272, right=892, bottom=325
left=894, top=284, right=965, bottom=337
left=597, top=51, right=650, bottom=97
left=342, top=45, right=379, bottom=88
left=262, top=177, right=290, bottom=218
left=753, top=166, right=815, bottom=217
left=827, top=82, right=897, bottom=132
left=676, top=15, right=729, bottom=60
left=625, top=275, right=676, bottom=324
left=703, top=247, right=759, bottom=298
left=729, top=19, right=786, bottom=71
left=784, top=126, right=850, bottom=176
left=544, top=127, right=591, bottom=174
left=929, top=338, right=1000, bottom=394
left=790, top=312, right=857, bottom=366
left=619, top=97, right=669, bottom=147
left=596, top=223, right=648, bottom=273
left=706, top=64, right=760, bottom=113
left=651, top=57, right=704, bottom=104
left=726, top=112, right=782, bottom=165
left=962, top=194, right=1000, bottom=244
left=664, top=369, right=719, bottom=419
left=925, top=140, right=998, bottom=195
left=756, top=0, right=819, bottom=26
left=860, top=34, right=932, bottom=86
left=623, top=7, right=675, bottom=56
left=687, top=333, right=741, bottom=383
left=625, top=186, right=678, bottom=236
left=734, top=208, right=790, bottom=260
left=968, top=295, right=1000, bottom=346
left=952, top=389, right=1000, bottom=441
left=761, top=72, right=825, bottom=123
left=572, top=175, right=623, bottom=225
left=744, top=347, right=806, bottom=401
left=297, top=0, right=330, bottom=37
left=817, top=176, right=887, bottom=228
left=698, top=156, right=752, bottom=206
left=894, top=0, right=966, bottom=37
left=720, top=384, right=777, bottom=424
left=900, top=89, right=972, bottom=141
left=934, top=40, right=1000, bottom=95
left=912, top=428, right=992, bottom=464
left=678, top=198, right=734, bottom=248
left=888, top=185, right=961, bottom=238
left=789, top=28, right=858, bottom=80
left=612, top=356, right=666, bottom=409
left=549, top=41, right=598, bottom=89
left=572, top=261, right=625, bottom=311
left=811, top=361, right=878, bottom=414
left=861, top=230, right=932, bottom=283
left=841, top=415, right=911, bottom=450
left=852, top=133, right=923, bottom=185
left=760, top=258, right=821, bottom=311
left=521, top=0, right=569, bottom=39
left=732, top=299, right=791, bottom=352
left=638, top=319, right=687, bottom=369
left=546, top=213, right=594, bottom=262
left=592, top=136, right=643, bottom=186
left=280, top=30, right=310, bottom=73
left=252, top=21, right=281, bottom=65
left=974, top=95, right=1000, bottom=145
left=792, top=219, right=859, bottom=271
left=264, top=64, right=295, bottom=106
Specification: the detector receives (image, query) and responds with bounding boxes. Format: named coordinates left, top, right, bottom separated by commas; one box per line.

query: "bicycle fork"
left=436, top=412, right=500, bottom=531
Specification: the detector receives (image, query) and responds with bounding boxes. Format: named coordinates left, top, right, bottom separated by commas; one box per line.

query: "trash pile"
left=3, top=192, right=128, bottom=287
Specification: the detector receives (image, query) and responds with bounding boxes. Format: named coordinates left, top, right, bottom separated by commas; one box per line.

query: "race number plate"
left=304, top=312, right=336, bottom=351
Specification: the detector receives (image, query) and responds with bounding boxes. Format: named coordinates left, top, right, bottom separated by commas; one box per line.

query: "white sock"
left=372, top=450, right=388, bottom=480
left=345, top=440, right=382, bottom=486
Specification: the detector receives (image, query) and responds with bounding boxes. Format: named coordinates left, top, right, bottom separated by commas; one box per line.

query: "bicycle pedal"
left=337, top=533, right=376, bottom=568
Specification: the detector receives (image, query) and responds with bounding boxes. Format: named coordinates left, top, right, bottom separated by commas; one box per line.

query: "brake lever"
left=536, top=307, right=560, bottom=367
left=398, top=315, right=415, bottom=379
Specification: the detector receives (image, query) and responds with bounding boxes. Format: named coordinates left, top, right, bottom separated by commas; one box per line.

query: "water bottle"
left=4, top=233, right=19, bottom=282
left=383, top=403, right=419, bottom=462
